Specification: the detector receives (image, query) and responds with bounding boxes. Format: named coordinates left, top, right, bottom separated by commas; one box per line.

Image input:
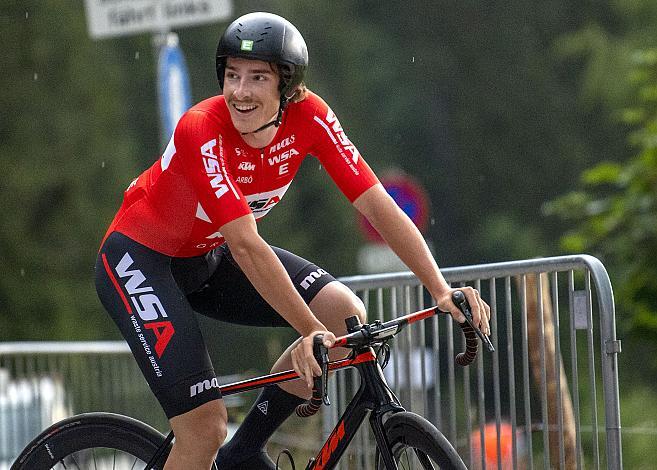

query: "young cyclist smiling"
left=95, top=12, right=491, bottom=469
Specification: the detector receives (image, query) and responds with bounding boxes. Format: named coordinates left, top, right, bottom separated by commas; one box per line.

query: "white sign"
left=357, top=240, right=435, bottom=274
left=357, top=244, right=408, bottom=274
left=84, top=0, right=233, bottom=39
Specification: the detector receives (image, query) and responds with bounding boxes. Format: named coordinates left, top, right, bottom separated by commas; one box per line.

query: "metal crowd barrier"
left=0, top=254, right=621, bottom=469
left=332, top=254, right=621, bottom=469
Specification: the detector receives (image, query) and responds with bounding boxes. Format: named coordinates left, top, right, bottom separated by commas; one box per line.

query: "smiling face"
left=223, top=57, right=281, bottom=137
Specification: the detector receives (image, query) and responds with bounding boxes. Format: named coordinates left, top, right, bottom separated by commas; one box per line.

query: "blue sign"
left=157, top=33, right=192, bottom=142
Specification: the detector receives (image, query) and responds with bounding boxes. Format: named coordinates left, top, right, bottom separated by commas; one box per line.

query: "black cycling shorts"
left=95, top=231, right=336, bottom=418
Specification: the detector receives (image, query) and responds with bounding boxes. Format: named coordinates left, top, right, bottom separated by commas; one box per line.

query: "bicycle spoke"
left=415, top=449, right=436, bottom=469
left=70, top=453, right=82, bottom=470
left=48, top=448, right=151, bottom=470
left=395, top=446, right=438, bottom=469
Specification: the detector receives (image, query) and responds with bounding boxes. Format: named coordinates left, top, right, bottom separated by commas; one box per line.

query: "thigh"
left=188, top=245, right=337, bottom=327
left=95, top=232, right=221, bottom=418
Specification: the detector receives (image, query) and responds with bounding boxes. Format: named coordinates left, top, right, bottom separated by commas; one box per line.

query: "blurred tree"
left=545, top=48, right=657, bottom=376
left=0, top=2, right=154, bottom=339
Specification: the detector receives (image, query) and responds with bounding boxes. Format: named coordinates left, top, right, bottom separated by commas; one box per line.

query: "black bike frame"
left=217, top=347, right=404, bottom=469
left=149, top=305, right=466, bottom=470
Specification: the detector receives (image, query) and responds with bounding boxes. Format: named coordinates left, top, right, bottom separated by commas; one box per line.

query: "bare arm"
left=353, top=184, right=490, bottom=332
left=220, top=214, right=334, bottom=385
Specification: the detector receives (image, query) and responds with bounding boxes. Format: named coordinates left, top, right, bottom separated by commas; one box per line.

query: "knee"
left=311, top=282, right=368, bottom=332
left=204, top=418, right=228, bottom=450
left=171, top=402, right=228, bottom=455
left=349, top=294, right=367, bottom=325
left=177, top=417, right=227, bottom=454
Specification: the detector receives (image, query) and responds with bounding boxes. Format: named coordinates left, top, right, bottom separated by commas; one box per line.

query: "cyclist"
left=95, top=11, right=491, bottom=470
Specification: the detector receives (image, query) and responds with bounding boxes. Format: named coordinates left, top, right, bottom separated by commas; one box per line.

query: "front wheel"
left=376, top=412, right=467, bottom=470
left=12, top=412, right=170, bottom=470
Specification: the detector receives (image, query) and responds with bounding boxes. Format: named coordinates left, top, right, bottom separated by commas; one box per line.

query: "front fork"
left=304, top=347, right=403, bottom=470
left=371, top=409, right=400, bottom=470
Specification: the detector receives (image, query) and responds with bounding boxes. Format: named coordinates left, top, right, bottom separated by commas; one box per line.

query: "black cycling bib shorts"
left=95, top=231, right=336, bottom=418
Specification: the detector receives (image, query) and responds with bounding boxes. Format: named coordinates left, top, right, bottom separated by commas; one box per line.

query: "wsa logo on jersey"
left=201, top=137, right=229, bottom=199
left=314, top=109, right=360, bottom=165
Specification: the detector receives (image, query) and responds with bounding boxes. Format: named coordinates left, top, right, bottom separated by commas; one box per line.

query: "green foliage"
left=0, top=2, right=154, bottom=340
left=545, top=48, right=657, bottom=372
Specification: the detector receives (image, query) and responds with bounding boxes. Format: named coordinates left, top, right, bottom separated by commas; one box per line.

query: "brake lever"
left=313, top=335, right=331, bottom=406
left=452, top=291, right=495, bottom=352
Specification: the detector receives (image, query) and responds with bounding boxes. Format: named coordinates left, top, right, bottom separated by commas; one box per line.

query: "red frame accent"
left=218, top=350, right=377, bottom=395
left=405, top=306, right=439, bottom=324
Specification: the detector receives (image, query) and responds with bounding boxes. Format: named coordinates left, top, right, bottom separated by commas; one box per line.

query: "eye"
left=253, top=74, right=267, bottom=81
left=225, top=71, right=239, bottom=80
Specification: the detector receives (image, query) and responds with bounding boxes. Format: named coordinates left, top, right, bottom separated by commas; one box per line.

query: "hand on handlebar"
left=436, top=287, right=491, bottom=336
left=291, top=330, right=335, bottom=389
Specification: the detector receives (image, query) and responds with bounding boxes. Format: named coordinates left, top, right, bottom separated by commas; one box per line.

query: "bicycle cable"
left=376, top=339, right=391, bottom=370
left=276, top=448, right=296, bottom=470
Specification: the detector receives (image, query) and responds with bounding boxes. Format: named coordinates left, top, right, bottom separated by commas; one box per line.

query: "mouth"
left=232, top=102, right=258, bottom=115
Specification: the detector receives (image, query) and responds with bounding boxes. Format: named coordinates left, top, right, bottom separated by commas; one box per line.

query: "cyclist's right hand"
left=291, top=330, right=336, bottom=389
left=435, top=286, right=491, bottom=336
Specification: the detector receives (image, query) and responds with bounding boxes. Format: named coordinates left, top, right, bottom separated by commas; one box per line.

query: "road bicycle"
left=13, top=291, right=494, bottom=470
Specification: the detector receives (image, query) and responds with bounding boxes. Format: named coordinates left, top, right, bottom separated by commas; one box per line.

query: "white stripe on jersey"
left=161, top=135, right=176, bottom=171
left=313, top=116, right=338, bottom=144
left=196, top=203, right=211, bottom=223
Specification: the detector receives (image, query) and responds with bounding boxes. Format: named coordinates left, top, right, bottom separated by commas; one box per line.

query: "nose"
left=232, top=77, right=251, bottom=100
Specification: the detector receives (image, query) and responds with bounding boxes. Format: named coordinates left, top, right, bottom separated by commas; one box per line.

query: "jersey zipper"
left=259, top=148, right=265, bottom=194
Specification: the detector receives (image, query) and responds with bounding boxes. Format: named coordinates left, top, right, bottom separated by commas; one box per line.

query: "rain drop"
left=430, top=217, right=435, bottom=226
left=135, top=51, right=140, bottom=60
left=20, top=268, right=25, bottom=277
left=33, top=72, right=38, bottom=81
left=101, top=161, right=105, bottom=168
left=411, top=56, right=415, bottom=63
left=25, top=11, right=29, bottom=19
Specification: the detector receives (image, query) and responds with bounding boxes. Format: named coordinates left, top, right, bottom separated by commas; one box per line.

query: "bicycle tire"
left=376, top=411, right=467, bottom=470
left=12, top=412, right=170, bottom=470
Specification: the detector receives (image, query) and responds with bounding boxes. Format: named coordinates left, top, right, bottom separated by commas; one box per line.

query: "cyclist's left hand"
left=435, top=287, right=491, bottom=336
left=291, top=331, right=336, bottom=389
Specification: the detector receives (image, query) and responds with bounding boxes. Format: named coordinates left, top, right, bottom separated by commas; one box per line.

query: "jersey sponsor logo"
left=268, top=148, right=299, bottom=166
left=268, top=135, right=295, bottom=154
left=300, top=268, right=329, bottom=290
left=201, top=137, right=230, bottom=199
left=189, top=377, right=220, bottom=397
left=196, top=241, right=222, bottom=249
left=249, top=196, right=280, bottom=212
left=115, top=253, right=175, bottom=362
left=245, top=184, right=291, bottom=217
left=236, top=175, right=253, bottom=184
left=238, top=161, right=256, bottom=171
left=314, top=109, right=360, bottom=164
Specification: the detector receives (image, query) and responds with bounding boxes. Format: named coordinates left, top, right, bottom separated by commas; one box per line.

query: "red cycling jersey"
left=103, top=91, right=379, bottom=257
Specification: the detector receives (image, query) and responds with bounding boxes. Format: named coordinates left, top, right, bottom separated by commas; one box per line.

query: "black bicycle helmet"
left=216, top=12, right=308, bottom=100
